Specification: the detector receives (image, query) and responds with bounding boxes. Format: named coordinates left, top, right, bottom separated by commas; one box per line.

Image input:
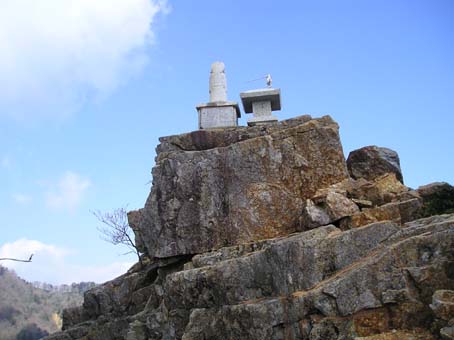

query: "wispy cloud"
left=13, top=193, right=32, bottom=204
left=0, top=0, right=169, bottom=119
left=45, top=171, right=91, bottom=212
left=0, top=239, right=133, bottom=284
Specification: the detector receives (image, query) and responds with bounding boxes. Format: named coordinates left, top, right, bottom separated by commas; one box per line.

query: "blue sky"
left=0, top=0, right=453, bottom=284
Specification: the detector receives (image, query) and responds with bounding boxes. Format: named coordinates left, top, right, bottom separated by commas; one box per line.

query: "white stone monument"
left=196, top=62, right=240, bottom=129
left=240, top=86, right=281, bottom=126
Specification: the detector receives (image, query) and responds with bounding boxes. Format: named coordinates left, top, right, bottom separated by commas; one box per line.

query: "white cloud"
left=13, top=193, right=32, bottom=204
left=45, top=171, right=91, bottom=212
left=0, top=239, right=133, bottom=284
left=0, top=0, right=169, bottom=118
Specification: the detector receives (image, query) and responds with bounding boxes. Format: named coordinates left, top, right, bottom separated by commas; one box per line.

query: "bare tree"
left=0, top=254, right=33, bottom=262
left=92, top=207, right=143, bottom=266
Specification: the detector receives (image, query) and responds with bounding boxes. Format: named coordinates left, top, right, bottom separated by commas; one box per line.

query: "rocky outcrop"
left=347, top=146, right=403, bottom=183
left=136, top=115, right=348, bottom=258
left=47, top=214, right=454, bottom=340
left=45, top=115, right=454, bottom=340
left=179, top=214, right=453, bottom=339
left=301, top=173, right=423, bottom=231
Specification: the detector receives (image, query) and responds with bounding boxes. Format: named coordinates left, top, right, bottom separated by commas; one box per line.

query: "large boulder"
left=347, top=146, right=403, bottom=183
left=417, top=182, right=454, bottom=217
left=136, top=115, right=349, bottom=258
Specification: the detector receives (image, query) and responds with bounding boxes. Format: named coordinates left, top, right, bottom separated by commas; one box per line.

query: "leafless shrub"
left=92, top=207, right=142, bottom=266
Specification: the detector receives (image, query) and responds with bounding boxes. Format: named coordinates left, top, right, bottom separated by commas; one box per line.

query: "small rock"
left=352, top=198, right=374, bottom=209
left=440, top=326, right=454, bottom=340
left=381, top=289, right=409, bottom=304
left=430, top=290, right=454, bottom=321
left=325, top=191, right=360, bottom=220
left=301, top=199, right=331, bottom=229
left=301, top=191, right=359, bottom=230
left=126, top=320, right=148, bottom=340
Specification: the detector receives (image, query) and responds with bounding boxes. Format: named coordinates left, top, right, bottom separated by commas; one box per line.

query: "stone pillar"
left=209, top=62, right=227, bottom=102
left=196, top=62, right=240, bottom=129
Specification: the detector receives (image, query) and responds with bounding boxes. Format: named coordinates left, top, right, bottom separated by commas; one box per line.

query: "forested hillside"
left=0, top=265, right=94, bottom=340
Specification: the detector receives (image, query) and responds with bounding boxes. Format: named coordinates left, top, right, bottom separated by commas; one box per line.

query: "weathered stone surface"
left=352, top=198, right=374, bottom=208
left=127, top=209, right=146, bottom=254
left=322, top=191, right=360, bottom=220
left=138, top=115, right=349, bottom=258
left=179, top=215, right=454, bottom=339
left=75, top=256, right=188, bottom=322
left=431, top=290, right=454, bottom=321
left=126, top=320, right=148, bottom=340
left=347, top=173, right=409, bottom=206
left=350, top=201, right=402, bottom=227
left=354, top=330, right=435, bottom=340
left=441, top=325, right=454, bottom=340
left=313, top=173, right=409, bottom=208
left=45, top=213, right=454, bottom=340
left=347, top=145, right=403, bottom=183
left=349, top=198, right=423, bottom=228
left=418, top=182, right=454, bottom=217
left=301, top=199, right=332, bottom=229
left=45, top=115, right=454, bottom=340
left=61, top=306, right=86, bottom=330
left=301, top=190, right=359, bottom=229
left=165, top=222, right=398, bottom=310
left=300, top=173, right=421, bottom=230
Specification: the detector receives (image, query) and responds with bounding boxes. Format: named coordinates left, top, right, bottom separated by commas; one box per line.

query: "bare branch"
left=0, top=254, right=33, bottom=263
left=92, top=207, right=143, bottom=267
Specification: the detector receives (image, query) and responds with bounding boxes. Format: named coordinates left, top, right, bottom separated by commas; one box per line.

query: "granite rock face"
left=347, top=146, right=403, bottom=183
left=45, top=116, right=454, bottom=340
left=301, top=173, right=423, bottom=231
left=47, top=214, right=454, bottom=340
left=137, top=115, right=348, bottom=258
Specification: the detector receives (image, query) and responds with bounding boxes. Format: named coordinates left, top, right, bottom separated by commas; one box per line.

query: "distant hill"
left=0, top=265, right=95, bottom=340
